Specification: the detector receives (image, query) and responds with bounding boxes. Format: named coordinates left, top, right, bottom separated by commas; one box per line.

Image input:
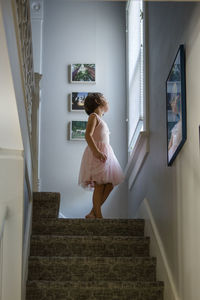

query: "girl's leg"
left=85, top=183, right=105, bottom=218
left=101, top=183, right=113, bottom=206
left=85, top=183, right=113, bottom=218
left=92, top=182, right=105, bottom=218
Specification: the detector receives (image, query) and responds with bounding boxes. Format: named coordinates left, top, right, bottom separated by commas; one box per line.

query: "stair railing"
left=13, top=0, right=41, bottom=191
left=0, top=0, right=38, bottom=298
left=0, top=205, right=8, bottom=300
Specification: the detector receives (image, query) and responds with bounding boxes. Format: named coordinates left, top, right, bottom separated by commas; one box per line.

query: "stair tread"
left=33, top=192, right=60, bottom=198
left=28, top=256, right=156, bottom=282
left=29, top=256, right=156, bottom=262
left=27, top=280, right=164, bottom=288
left=33, top=218, right=144, bottom=222
left=30, top=235, right=150, bottom=257
left=31, top=235, right=149, bottom=240
left=32, top=218, right=145, bottom=236
left=26, top=281, right=164, bottom=300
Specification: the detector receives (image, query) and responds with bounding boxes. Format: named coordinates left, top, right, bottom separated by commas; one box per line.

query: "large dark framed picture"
left=166, top=44, right=187, bottom=166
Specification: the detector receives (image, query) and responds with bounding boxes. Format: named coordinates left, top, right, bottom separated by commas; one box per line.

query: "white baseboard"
left=59, top=211, right=66, bottom=218
left=136, top=198, right=180, bottom=300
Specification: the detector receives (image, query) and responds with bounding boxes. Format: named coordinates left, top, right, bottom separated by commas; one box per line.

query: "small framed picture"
left=70, top=92, right=90, bottom=111
left=166, top=44, right=187, bottom=166
left=70, top=64, right=96, bottom=83
left=70, top=120, right=87, bottom=140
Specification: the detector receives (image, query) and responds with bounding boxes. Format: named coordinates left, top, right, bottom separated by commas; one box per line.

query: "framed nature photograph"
left=70, top=92, right=90, bottom=111
left=70, top=120, right=87, bottom=140
left=71, top=64, right=96, bottom=83
left=166, top=44, right=187, bottom=166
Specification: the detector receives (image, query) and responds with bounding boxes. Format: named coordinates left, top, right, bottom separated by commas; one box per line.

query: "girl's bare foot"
left=85, top=212, right=96, bottom=219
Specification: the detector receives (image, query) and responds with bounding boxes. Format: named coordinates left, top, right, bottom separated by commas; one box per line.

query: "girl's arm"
left=85, top=114, right=107, bottom=161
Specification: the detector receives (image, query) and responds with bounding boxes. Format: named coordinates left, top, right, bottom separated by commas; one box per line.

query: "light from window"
left=126, top=0, right=144, bottom=154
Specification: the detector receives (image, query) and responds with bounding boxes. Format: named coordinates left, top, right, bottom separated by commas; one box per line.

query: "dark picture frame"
left=166, top=44, right=187, bottom=166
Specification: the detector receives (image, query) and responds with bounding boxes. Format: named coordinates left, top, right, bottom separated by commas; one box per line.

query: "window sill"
left=124, top=131, right=149, bottom=190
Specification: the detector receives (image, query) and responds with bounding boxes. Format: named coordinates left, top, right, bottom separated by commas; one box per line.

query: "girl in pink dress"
left=78, top=93, right=125, bottom=219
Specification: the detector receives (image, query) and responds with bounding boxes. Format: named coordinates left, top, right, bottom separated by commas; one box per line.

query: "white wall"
left=0, top=1, right=26, bottom=299
left=1, top=0, right=33, bottom=188
left=128, top=2, right=200, bottom=300
left=40, top=0, right=127, bottom=218
left=0, top=0, right=23, bottom=150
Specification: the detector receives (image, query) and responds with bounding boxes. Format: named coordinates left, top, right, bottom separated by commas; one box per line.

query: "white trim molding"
left=0, top=147, right=24, bottom=158
left=59, top=212, right=66, bottom=219
left=0, top=146, right=24, bottom=300
left=124, top=131, right=149, bottom=190
left=22, top=201, right=32, bottom=300
left=136, top=198, right=180, bottom=300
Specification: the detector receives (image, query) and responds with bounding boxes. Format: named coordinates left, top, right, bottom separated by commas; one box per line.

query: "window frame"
left=125, top=0, right=149, bottom=189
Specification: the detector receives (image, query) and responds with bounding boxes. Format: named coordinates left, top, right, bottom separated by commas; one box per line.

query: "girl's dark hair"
left=84, top=92, right=105, bottom=115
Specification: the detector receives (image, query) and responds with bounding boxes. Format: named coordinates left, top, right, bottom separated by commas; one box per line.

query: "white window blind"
left=127, top=0, right=144, bottom=153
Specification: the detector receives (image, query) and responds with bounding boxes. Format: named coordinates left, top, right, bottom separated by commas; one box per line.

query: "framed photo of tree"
left=166, top=44, right=187, bottom=166
left=70, top=64, right=96, bottom=83
left=70, top=92, right=89, bottom=111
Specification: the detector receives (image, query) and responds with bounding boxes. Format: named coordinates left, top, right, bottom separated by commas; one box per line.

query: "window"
left=126, top=0, right=145, bottom=155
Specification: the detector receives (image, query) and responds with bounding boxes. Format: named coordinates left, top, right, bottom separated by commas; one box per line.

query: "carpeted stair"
left=26, top=192, right=164, bottom=300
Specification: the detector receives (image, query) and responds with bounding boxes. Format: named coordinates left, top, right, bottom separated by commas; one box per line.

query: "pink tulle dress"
left=78, top=112, right=125, bottom=191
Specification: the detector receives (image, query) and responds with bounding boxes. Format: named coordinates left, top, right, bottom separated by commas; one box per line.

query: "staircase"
left=26, top=192, right=164, bottom=299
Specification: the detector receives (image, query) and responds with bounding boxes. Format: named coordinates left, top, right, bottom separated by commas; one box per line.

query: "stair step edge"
left=28, top=256, right=156, bottom=261
left=30, top=235, right=150, bottom=240
left=26, top=280, right=164, bottom=287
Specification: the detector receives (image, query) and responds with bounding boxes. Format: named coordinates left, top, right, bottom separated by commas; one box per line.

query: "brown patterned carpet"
left=26, top=192, right=164, bottom=300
